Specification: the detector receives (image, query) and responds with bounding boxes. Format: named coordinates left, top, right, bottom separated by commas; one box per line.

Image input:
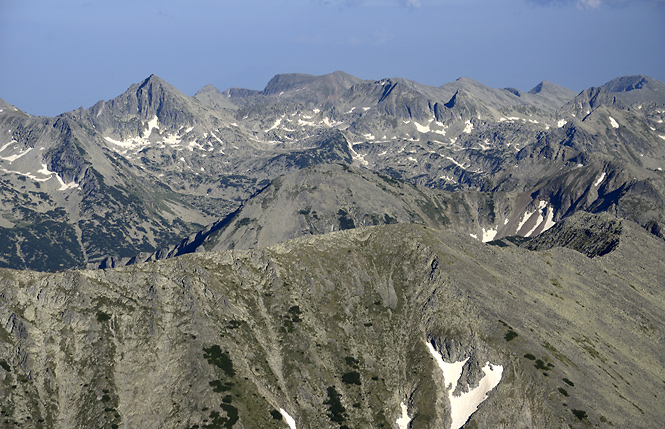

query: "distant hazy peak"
left=261, top=71, right=363, bottom=96
left=602, top=75, right=654, bottom=93
left=195, top=84, right=222, bottom=96
left=453, top=76, right=484, bottom=86
left=528, top=80, right=571, bottom=95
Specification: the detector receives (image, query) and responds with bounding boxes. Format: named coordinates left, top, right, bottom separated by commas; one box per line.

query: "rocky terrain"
left=0, top=216, right=663, bottom=428
left=1, top=71, right=664, bottom=428
left=1, top=72, right=664, bottom=270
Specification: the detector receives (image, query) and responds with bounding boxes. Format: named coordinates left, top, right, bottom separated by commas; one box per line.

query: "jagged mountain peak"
left=102, top=74, right=204, bottom=122
left=132, top=74, right=185, bottom=99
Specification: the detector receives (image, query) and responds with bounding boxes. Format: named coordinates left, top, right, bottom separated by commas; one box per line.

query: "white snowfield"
left=481, top=227, right=497, bottom=242
left=425, top=342, right=503, bottom=429
left=463, top=120, right=473, bottom=134
left=557, top=119, right=567, bottom=128
left=593, top=172, right=606, bottom=187
left=279, top=408, right=296, bottom=429
left=0, top=147, right=31, bottom=162
left=396, top=401, right=411, bottom=429
left=0, top=162, right=78, bottom=191
left=265, top=118, right=282, bottom=132
left=609, top=116, right=619, bottom=129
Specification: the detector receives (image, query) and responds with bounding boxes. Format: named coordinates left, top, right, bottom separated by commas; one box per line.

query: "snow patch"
left=396, top=402, right=411, bottom=429
left=279, top=409, right=297, bottom=429
left=463, top=120, right=473, bottom=134
left=446, top=156, right=465, bottom=169
left=265, top=118, right=282, bottom=132
left=312, top=108, right=320, bottom=113
left=363, top=107, right=371, bottom=111
left=407, top=156, right=418, bottom=163
left=0, top=147, right=32, bottom=162
left=659, top=135, right=665, bottom=140
left=557, top=119, right=567, bottom=128
left=55, top=174, right=79, bottom=191
left=609, top=116, right=619, bottom=129
left=516, top=207, right=536, bottom=233
left=542, top=204, right=556, bottom=232
left=481, top=227, right=497, bottom=242
left=298, top=119, right=316, bottom=127
left=469, top=233, right=478, bottom=239
left=425, top=342, right=502, bottom=429
left=145, top=116, right=159, bottom=137
left=593, top=172, right=606, bottom=187
left=414, top=121, right=431, bottom=133
left=0, top=140, right=17, bottom=153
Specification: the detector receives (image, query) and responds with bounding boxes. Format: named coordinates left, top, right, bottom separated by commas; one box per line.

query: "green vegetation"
left=558, top=388, right=569, bottom=397
left=534, top=359, right=553, bottom=371
left=96, top=311, right=111, bottom=322
left=203, top=345, right=235, bottom=378
left=504, top=330, right=518, bottom=341
left=563, top=378, right=575, bottom=387
left=324, top=386, right=347, bottom=424
left=209, top=380, right=233, bottom=393
left=342, top=372, right=361, bottom=385
left=572, top=409, right=587, bottom=420
left=0, top=360, right=10, bottom=372
left=344, top=356, right=360, bottom=369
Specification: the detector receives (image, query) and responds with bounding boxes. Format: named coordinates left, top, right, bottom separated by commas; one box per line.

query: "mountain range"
left=0, top=71, right=664, bottom=428
left=1, top=71, right=664, bottom=270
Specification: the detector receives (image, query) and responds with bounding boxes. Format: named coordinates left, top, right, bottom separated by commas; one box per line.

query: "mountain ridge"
left=1, top=71, right=664, bottom=271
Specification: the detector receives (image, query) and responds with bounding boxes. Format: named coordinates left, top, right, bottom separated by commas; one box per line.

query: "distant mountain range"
left=1, top=71, right=665, bottom=428
left=0, top=72, right=664, bottom=270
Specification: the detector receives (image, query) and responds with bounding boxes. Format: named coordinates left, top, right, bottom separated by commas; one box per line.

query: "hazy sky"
left=1, top=0, right=663, bottom=116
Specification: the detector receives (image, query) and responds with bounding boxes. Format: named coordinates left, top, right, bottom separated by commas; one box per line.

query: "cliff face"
left=0, top=220, right=663, bottom=428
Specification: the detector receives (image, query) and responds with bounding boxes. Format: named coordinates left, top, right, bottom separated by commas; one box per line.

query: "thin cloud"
left=526, top=0, right=599, bottom=7
left=526, top=0, right=661, bottom=7
left=314, top=0, right=422, bottom=8
left=577, top=0, right=602, bottom=8
left=398, top=0, right=422, bottom=7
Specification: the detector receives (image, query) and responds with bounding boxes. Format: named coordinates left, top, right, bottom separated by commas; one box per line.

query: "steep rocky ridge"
left=0, top=221, right=663, bottom=428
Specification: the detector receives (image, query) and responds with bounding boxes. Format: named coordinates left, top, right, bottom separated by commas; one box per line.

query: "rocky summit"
left=0, top=72, right=664, bottom=428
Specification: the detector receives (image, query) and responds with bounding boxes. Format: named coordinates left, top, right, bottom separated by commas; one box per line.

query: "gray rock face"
left=2, top=72, right=665, bottom=272
left=601, top=75, right=665, bottom=105
left=0, top=221, right=663, bottom=428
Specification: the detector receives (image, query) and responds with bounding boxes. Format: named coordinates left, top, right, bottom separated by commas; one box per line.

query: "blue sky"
left=1, top=0, right=663, bottom=116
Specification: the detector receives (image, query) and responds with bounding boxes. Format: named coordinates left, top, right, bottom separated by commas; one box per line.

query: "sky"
left=1, top=0, right=663, bottom=116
